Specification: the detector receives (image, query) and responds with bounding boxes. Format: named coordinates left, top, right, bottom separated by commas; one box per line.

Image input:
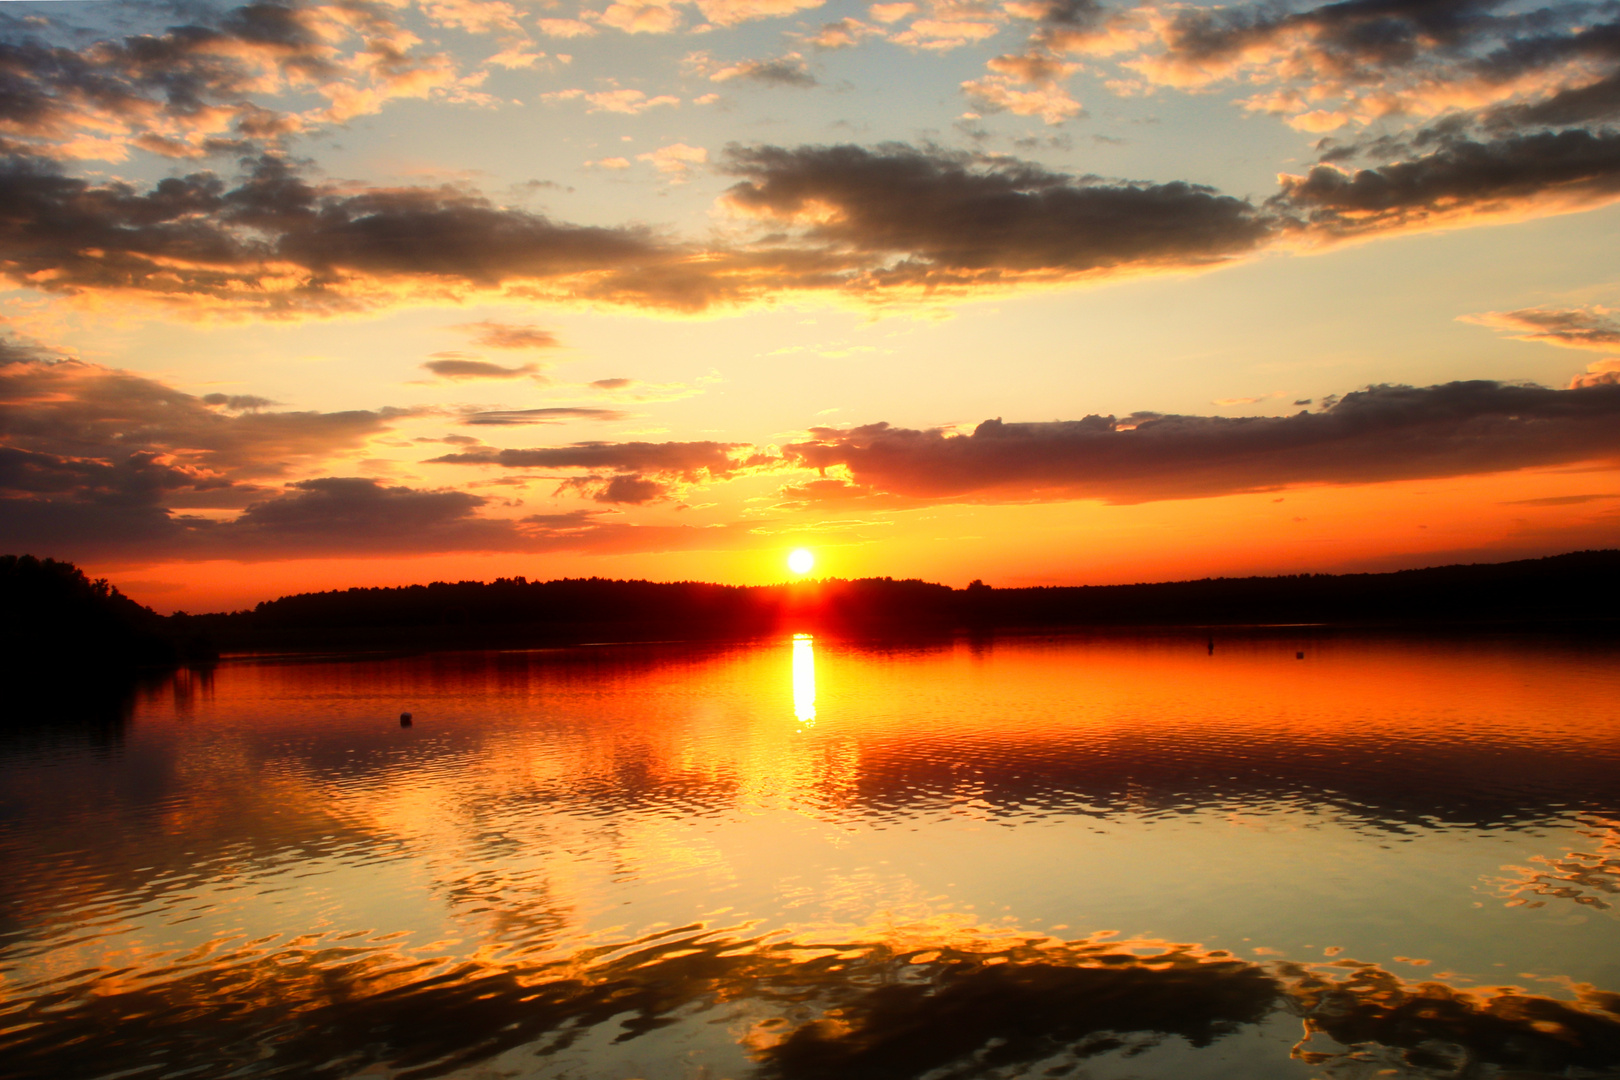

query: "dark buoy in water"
left=400, top=712, right=413, bottom=727
left=1207, top=636, right=1214, bottom=655
left=1295, top=651, right=1305, bottom=660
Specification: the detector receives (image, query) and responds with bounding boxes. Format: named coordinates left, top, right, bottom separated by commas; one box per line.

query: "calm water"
left=3, top=632, right=1620, bottom=1080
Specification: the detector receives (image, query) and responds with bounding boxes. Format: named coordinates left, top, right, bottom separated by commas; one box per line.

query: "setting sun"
left=788, top=549, right=815, bottom=575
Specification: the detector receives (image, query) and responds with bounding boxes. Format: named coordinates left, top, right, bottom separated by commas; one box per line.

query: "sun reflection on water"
left=792, top=633, right=816, bottom=725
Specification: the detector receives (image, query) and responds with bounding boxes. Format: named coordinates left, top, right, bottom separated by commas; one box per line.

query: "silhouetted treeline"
left=962, top=549, right=1620, bottom=630
left=0, top=554, right=181, bottom=685
left=174, top=576, right=959, bottom=651
left=9, top=550, right=1618, bottom=664
left=168, top=549, right=1620, bottom=653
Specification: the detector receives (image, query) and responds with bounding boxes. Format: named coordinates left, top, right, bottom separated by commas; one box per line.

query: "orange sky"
left=2, top=0, right=1619, bottom=611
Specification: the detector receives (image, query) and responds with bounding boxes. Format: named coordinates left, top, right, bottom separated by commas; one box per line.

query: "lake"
left=2, top=631, right=1619, bottom=1080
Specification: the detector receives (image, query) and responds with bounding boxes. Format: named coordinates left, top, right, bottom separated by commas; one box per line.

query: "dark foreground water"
left=3, top=632, right=1619, bottom=1080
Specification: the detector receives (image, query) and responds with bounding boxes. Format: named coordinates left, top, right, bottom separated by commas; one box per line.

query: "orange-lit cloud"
left=1461, top=306, right=1620, bottom=353
left=0, top=0, right=498, bottom=161
left=781, top=381, right=1620, bottom=504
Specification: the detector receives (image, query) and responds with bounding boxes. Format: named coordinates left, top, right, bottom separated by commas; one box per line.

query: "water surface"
left=2, top=632, right=1619, bottom=1079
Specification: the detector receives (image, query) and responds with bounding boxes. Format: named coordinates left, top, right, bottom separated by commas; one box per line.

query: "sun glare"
left=788, top=548, right=815, bottom=575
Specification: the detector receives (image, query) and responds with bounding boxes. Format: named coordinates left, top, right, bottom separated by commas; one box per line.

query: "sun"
left=787, top=548, right=815, bottom=575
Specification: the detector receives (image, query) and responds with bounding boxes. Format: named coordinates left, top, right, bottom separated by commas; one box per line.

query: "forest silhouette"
left=4, top=549, right=1616, bottom=669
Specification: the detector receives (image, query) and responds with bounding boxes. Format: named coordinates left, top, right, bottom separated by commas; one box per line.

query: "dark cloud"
left=591, top=378, right=633, bottom=390
left=720, top=144, right=1273, bottom=283
left=1272, top=129, right=1620, bottom=237
left=0, top=349, right=397, bottom=486
left=1502, top=492, right=1618, bottom=505
left=429, top=440, right=757, bottom=480
left=1149, top=0, right=1529, bottom=82
left=1023, top=0, right=1134, bottom=54
left=459, top=407, right=628, bottom=426
left=202, top=393, right=279, bottom=410
left=558, top=473, right=673, bottom=504
left=782, top=381, right=1620, bottom=505
left=0, top=152, right=670, bottom=314
left=422, top=357, right=540, bottom=380
left=214, top=477, right=519, bottom=555
left=715, top=56, right=817, bottom=87
left=1485, top=70, right=1620, bottom=132
left=0, top=343, right=420, bottom=556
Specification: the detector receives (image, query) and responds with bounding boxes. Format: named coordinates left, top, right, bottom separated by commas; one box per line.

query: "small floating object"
left=1295, top=651, right=1305, bottom=660
left=399, top=712, right=413, bottom=727
left=1207, top=636, right=1214, bottom=655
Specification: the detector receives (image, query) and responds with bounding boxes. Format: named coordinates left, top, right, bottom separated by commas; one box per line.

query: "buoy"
left=400, top=712, right=413, bottom=726
left=1295, top=651, right=1304, bottom=660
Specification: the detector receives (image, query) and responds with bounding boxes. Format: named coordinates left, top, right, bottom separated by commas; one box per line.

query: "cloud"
left=637, top=142, right=709, bottom=180
left=10, top=348, right=1620, bottom=562
left=720, top=143, right=1273, bottom=283
left=542, top=87, right=681, bottom=113
left=201, top=393, right=279, bottom=411
left=422, top=356, right=540, bottom=380
left=0, top=338, right=747, bottom=561
left=985, top=51, right=1079, bottom=85
left=585, top=374, right=715, bottom=402
left=486, top=45, right=546, bottom=69
left=0, top=348, right=398, bottom=490
left=557, top=472, right=673, bottom=503
left=596, top=0, right=684, bottom=35
left=1012, top=0, right=1148, bottom=57
left=420, top=0, right=526, bottom=35
left=0, top=143, right=1284, bottom=315
left=780, top=381, right=1620, bottom=505
left=693, top=0, right=831, bottom=26
left=1461, top=306, right=1620, bottom=352
left=459, top=407, right=629, bottom=426
left=0, top=345, right=425, bottom=556
left=12, top=123, right=1612, bottom=319
left=535, top=18, right=598, bottom=37
left=1271, top=129, right=1620, bottom=239
left=429, top=439, right=759, bottom=480
left=709, top=54, right=817, bottom=87
left=0, top=0, right=482, bottom=162
left=0, top=152, right=670, bottom=315
left=868, top=4, right=917, bottom=25
left=1123, top=0, right=1620, bottom=140
left=803, top=18, right=880, bottom=49
left=455, top=322, right=562, bottom=349
left=961, top=75, right=1083, bottom=124
left=892, top=19, right=1003, bottom=51
left=215, top=476, right=518, bottom=555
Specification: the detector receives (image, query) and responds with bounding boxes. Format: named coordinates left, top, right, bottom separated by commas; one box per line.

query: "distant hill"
left=167, top=549, right=1620, bottom=653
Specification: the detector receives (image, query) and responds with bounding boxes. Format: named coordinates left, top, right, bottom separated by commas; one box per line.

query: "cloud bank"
left=7, top=349, right=1620, bottom=563
left=781, top=381, right=1620, bottom=504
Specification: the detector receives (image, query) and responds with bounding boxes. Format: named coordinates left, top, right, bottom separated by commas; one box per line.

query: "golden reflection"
left=793, top=632, right=816, bottom=725
left=8, top=916, right=1620, bottom=1080
left=1494, top=814, right=1620, bottom=913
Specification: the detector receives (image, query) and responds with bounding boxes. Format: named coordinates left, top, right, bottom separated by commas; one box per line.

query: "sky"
left=1, top=0, right=1619, bottom=612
